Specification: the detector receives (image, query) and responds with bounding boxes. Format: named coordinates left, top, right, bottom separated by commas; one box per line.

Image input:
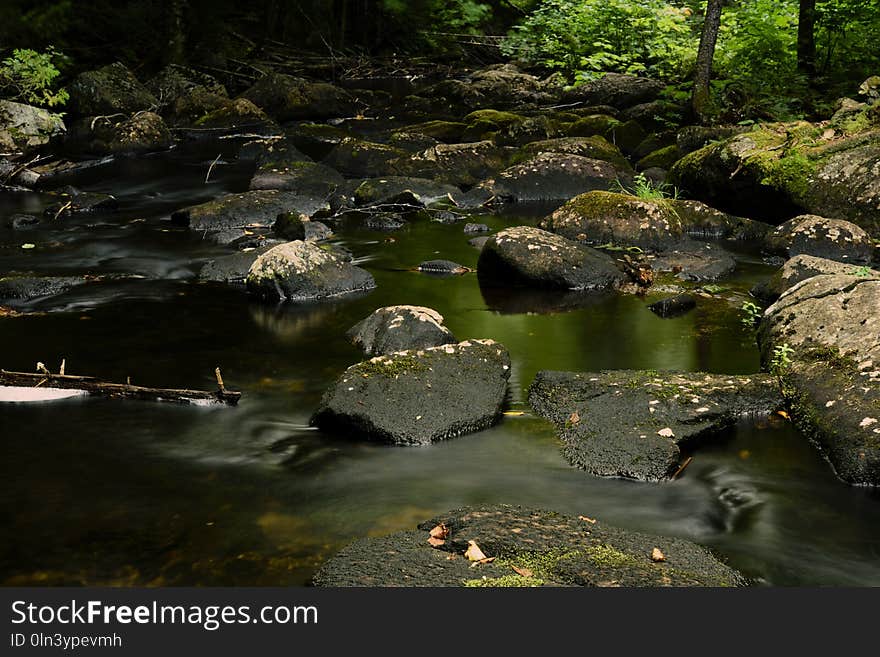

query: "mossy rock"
left=313, top=505, right=744, bottom=587
left=463, top=109, right=526, bottom=130
left=400, top=120, right=467, bottom=143
left=67, top=62, right=156, bottom=117
left=637, top=144, right=681, bottom=171
left=322, top=137, right=408, bottom=177
left=566, top=114, right=621, bottom=139
left=610, top=118, right=647, bottom=154
left=514, top=136, right=630, bottom=170
left=240, top=73, right=357, bottom=121
left=192, top=98, right=278, bottom=134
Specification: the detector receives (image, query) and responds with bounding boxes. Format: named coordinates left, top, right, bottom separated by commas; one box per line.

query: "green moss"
left=463, top=574, right=545, bottom=587
left=585, top=544, right=644, bottom=569
left=566, top=115, right=621, bottom=138
left=801, top=345, right=859, bottom=371
left=463, top=109, right=525, bottom=129
left=353, top=355, right=428, bottom=378
left=637, top=144, right=681, bottom=170
left=404, top=120, right=466, bottom=142
left=496, top=548, right=580, bottom=580
left=759, top=152, right=813, bottom=203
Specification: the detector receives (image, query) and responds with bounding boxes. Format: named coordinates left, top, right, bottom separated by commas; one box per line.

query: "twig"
left=671, top=456, right=694, bottom=480
left=215, top=367, right=226, bottom=392
left=59, top=358, right=65, bottom=376
left=53, top=201, right=72, bottom=221
left=205, top=154, right=222, bottom=183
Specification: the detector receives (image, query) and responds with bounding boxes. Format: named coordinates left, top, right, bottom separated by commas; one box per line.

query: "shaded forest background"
left=1, top=1, right=880, bottom=120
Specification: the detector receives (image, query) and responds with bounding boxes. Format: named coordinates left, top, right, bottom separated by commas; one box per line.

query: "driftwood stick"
left=1, top=369, right=241, bottom=406
left=205, top=154, right=222, bottom=183
left=672, top=456, right=694, bottom=480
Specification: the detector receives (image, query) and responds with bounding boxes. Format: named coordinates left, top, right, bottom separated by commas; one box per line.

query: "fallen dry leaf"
left=512, top=566, right=534, bottom=578
left=478, top=557, right=496, bottom=565
left=503, top=411, right=526, bottom=417
left=429, top=523, right=449, bottom=540
left=822, top=128, right=836, bottom=140
left=651, top=547, right=666, bottom=562
left=657, top=427, right=675, bottom=438
left=776, top=410, right=790, bottom=420
left=578, top=515, right=597, bottom=524
left=464, top=540, right=488, bottom=562
left=427, top=537, right=446, bottom=547
left=568, top=411, right=580, bottom=425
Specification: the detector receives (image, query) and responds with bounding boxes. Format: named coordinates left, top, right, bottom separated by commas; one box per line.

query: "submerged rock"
left=479, top=153, right=631, bottom=203
left=529, top=370, right=782, bottom=481
left=758, top=271, right=880, bottom=485
left=313, top=505, right=743, bottom=587
left=763, top=214, right=874, bottom=264
left=0, top=100, right=65, bottom=154
left=246, top=240, right=375, bottom=303
left=67, top=63, right=156, bottom=117
left=478, top=226, right=625, bottom=291
left=311, top=339, right=511, bottom=445
left=171, top=191, right=327, bottom=233
left=45, top=190, right=118, bottom=217
left=347, top=306, right=456, bottom=356
left=0, top=276, right=88, bottom=307
left=648, top=294, right=697, bottom=318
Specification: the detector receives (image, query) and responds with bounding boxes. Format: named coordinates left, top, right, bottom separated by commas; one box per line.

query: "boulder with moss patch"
left=240, top=73, right=357, bottom=121
left=515, top=136, right=630, bottom=170
left=322, top=137, right=407, bottom=177
left=313, top=505, right=743, bottom=587
left=311, top=340, right=510, bottom=445
left=763, top=214, right=874, bottom=264
left=392, top=140, right=511, bottom=187
left=347, top=305, right=456, bottom=356
left=67, top=62, right=157, bottom=117
left=529, top=370, right=782, bottom=481
left=0, top=100, right=65, bottom=154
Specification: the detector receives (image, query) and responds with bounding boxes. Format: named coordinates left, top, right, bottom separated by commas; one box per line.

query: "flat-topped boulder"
left=515, top=136, right=630, bottom=170
left=240, top=73, right=357, bottom=121
left=347, top=306, right=456, bottom=356
left=171, top=191, right=328, bottom=233
left=763, top=214, right=874, bottom=263
left=313, top=505, right=743, bottom=587
left=246, top=240, right=375, bottom=303
left=753, top=254, right=878, bottom=303
left=529, top=370, right=782, bottom=481
left=311, top=340, right=510, bottom=445
left=477, top=226, right=625, bottom=291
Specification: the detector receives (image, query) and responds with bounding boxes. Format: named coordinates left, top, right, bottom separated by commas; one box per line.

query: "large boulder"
left=171, top=190, right=327, bottom=235
left=0, top=100, right=65, bottom=153
left=311, top=340, right=511, bottom=445
left=239, top=73, right=357, bottom=121
left=420, top=64, right=548, bottom=113
left=70, top=111, right=173, bottom=155
left=515, top=136, right=630, bottom=170
left=347, top=306, right=456, bottom=356
left=754, top=254, right=877, bottom=303
left=352, top=177, right=461, bottom=208
left=246, top=240, right=375, bottom=302
left=313, top=505, right=744, bottom=587
left=670, top=118, right=880, bottom=233
left=758, top=272, right=880, bottom=484
left=393, top=140, right=511, bottom=187
left=477, top=226, right=625, bottom=290
left=529, top=370, right=783, bottom=481
left=0, top=275, right=88, bottom=307
left=248, top=140, right=343, bottom=195
left=67, top=62, right=157, bottom=117
left=541, top=190, right=768, bottom=250
left=561, top=73, right=665, bottom=109
left=198, top=245, right=274, bottom=284
left=187, top=98, right=279, bottom=134
left=478, top=153, right=631, bottom=203
left=146, top=64, right=226, bottom=110
left=322, top=137, right=407, bottom=177
left=763, top=214, right=874, bottom=263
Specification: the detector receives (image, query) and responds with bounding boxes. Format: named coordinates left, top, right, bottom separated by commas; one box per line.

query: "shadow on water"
left=2, top=143, right=880, bottom=586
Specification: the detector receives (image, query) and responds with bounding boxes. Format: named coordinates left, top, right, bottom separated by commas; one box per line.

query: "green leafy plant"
left=741, top=300, right=762, bottom=330
left=770, top=343, right=795, bottom=377
left=613, top=173, right=679, bottom=201
left=0, top=47, right=69, bottom=108
left=850, top=266, right=872, bottom=277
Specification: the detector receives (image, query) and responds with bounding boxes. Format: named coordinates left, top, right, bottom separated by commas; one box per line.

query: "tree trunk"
left=166, top=0, right=188, bottom=65
left=691, top=0, right=723, bottom=123
left=797, top=0, right=817, bottom=78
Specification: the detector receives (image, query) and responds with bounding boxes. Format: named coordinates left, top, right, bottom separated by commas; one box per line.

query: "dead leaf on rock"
left=464, top=540, right=488, bottom=562
left=822, top=128, right=836, bottom=140
left=512, top=566, right=534, bottom=578
left=657, top=427, right=675, bottom=438
left=578, top=515, right=597, bottom=524
left=429, top=523, right=449, bottom=540
left=776, top=410, right=790, bottom=420
left=568, top=411, right=580, bottom=425
left=427, top=537, right=446, bottom=547
left=651, top=547, right=666, bottom=562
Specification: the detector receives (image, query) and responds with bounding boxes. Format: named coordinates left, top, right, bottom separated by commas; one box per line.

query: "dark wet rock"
left=67, top=63, right=157, bottom=117
left=313, top=505, right=743, bottom=587
left=469, top=236, right=490, bottom=250
left=387, top=130, right=441, bottom=152
left=763, top=214, right=873, bottom=264
left=669, top=119, right=880, bottom=232
left=464, top=223, right=489, bottom=234
left=285, top=122, right=349, bottom=159
left=620, top=100, right=684, bottom=132
left=249, top=148, right=343, bottom=196
left=198, top=246, right=273, bottom=284
left=758, top=272, right=880, bottom=485
left=418, top=259, right=469, bottom=275
left=651, top=241, right=737, bottom=282
left=70, top=111, right=173, bottom=155
left=613, top=119, right=648, bottom=155
left=397, top=121, right=467, bottom=144
left=146, top=65, right=226, bottom=107
left=246, top=240, right=375, bottom=303
left=240, top=73, right=357, bottom=122
left=272, top=211, right=307, bottom=240
left=347, top=305, right=456, bottom=356
left=494, top=115, right=564, bottom=147
left=478, top=226, right=625, bottom=291
left=648, top=294, right=697, bottom=318
left=6, top=214, right=40, bottom=230
left=44, top=190, right=118, bottom=218
left=421, top=64, right=548, bottom=113
left=304, top=220, right=332, bottom=242
left=754, top=254, right=876, bottom=303
left=561, top=73, right=665, bottom=110
left=479, top=281, right=615, bottom=315
left=0, top=276, right=88, bottom=306
left=637, top=145, right=681, bottom=171
left=186, top=98, right=279, bottom=135
left=676, top=125, right=749, bottom=156
left=311, top=339, right=510, bottom=445
left=171, top=191, right=327, bottom=233
left=479, top=153, right=631, bottom=203
left=529, top=370, right=782, bottom=481
left=0, top=100, right=65, bottom=154
left=566, top=114, right=621, bottom=139
left=640, top=167, right=668, bottom=187
left=353, top=177, right=461, bottom=208
left=542, top=190, right=767, bottom=250
left=392, top=140, right=511, bottom=188
left=323, top=137, right=407, bottom=177
left=515, top=136, right=630, bottom=170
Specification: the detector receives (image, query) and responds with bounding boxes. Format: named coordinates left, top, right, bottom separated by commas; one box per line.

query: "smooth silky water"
left=2, top=140, right=879, bottom=587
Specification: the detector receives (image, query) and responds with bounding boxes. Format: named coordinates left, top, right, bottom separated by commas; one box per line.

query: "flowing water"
left=2, top=137, right=880, bottom=587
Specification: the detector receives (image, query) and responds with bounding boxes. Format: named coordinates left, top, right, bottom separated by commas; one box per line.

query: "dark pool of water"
left=2, top=140, right=879, bottom=586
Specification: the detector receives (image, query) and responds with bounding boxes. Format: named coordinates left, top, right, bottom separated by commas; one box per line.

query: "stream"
left=2, top=134, right=880, bottom=587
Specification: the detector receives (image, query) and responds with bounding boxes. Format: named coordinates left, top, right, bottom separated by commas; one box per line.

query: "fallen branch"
left=205, top=153, right=222, bottom=183
left=0, top=367, right=241, bottom=406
